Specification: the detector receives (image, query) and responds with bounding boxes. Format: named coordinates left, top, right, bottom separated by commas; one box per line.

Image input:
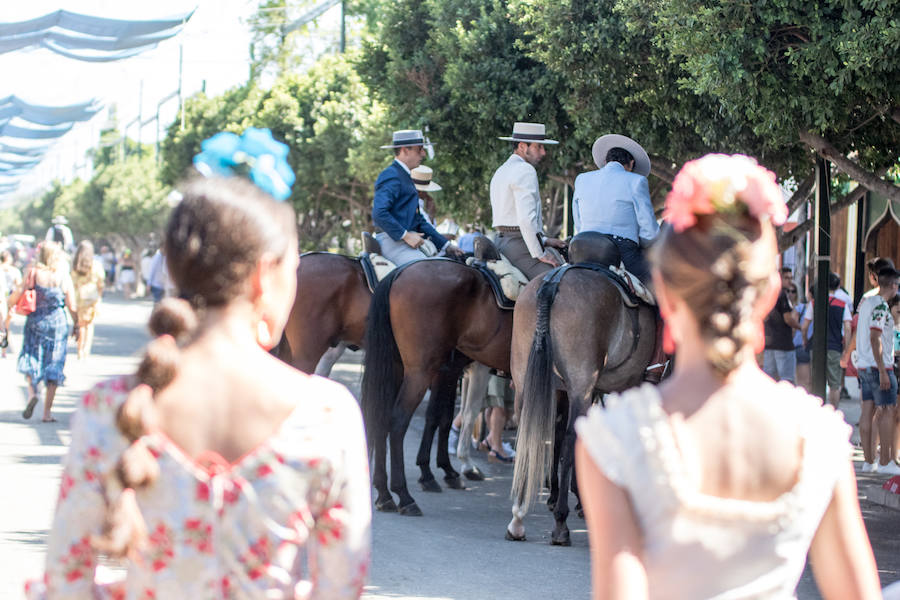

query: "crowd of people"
left=12, top=124, right=891, bottom=599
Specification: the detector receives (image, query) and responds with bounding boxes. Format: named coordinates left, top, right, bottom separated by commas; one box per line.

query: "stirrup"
left=643, top=361, right=667, bottom=384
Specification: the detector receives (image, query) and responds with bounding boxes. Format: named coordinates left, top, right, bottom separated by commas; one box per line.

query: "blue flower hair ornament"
left=192, top=128, right=296, bottom=201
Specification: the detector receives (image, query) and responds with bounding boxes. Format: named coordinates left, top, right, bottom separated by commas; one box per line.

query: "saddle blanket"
left=610, top=264, right=655, bottom=306
left=466, top=255, right=528, bottom=301
left=369, top=253, right=397, bottom=281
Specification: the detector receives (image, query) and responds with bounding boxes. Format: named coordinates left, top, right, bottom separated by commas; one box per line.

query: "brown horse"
left=276, top=252, right=371, bottom=374
left=360, top=258, right=513, bottom=516
left=508, top=264, right=657, bottom=545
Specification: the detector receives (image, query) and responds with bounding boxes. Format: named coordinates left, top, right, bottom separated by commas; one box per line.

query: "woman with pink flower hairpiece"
left=575, top=154, right=880, bottom=600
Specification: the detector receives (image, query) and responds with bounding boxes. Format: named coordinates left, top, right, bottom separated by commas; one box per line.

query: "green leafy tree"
left=630, top=0, right=899, bottom=200
left=356, top=0, right=575, bottom=228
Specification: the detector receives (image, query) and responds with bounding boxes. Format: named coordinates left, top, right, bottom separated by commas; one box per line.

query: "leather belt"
left=495, top=226, right=520, bottom=233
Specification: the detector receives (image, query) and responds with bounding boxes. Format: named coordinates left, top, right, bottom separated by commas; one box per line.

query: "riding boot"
left=644, top=315, right=669, bottom=384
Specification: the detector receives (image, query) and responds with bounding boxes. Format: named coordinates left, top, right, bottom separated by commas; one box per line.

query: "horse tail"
left=360, top=268, right=404, bottom=454
left=511, top=279, right=558, bottom=512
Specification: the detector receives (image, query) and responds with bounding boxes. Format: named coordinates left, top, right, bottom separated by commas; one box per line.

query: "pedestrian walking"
left=852, top=266, right=900, bottom=475
left=575, top=154, right=880, bottom=599
left=26, top=131, right=370, bottom=599
left=800, top=272, right=851, bottom=408
left=70, top=241, right=105, bottom=359
left=1, top=249, right=22, bottom=358
left=7, top=241, right=77, bottom=422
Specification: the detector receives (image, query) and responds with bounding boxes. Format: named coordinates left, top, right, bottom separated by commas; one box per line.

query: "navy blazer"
left=372, top=160, right=448, bottom=248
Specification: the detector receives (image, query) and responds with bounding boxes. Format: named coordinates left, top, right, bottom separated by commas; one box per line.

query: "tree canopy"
left=2, top=0, right=896, bottom=249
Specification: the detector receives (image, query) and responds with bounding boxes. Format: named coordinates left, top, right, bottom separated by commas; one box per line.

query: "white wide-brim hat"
left=592, top=134, right=651, bottom=176
left=498, top=122, right=558, bottom=145
left=51, top=215, right=68, bottom=225
left=410, top=165, right=442, bottom=191
left=381, top=129, right=432, bottom=149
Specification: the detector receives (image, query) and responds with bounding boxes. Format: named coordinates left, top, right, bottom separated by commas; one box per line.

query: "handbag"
left=14, top=269, right=36, bottom=316
left=14, top=289, right=36, bottom=316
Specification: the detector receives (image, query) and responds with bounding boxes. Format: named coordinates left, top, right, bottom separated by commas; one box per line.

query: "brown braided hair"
left=92, top=176, right=296, bottom=558
left=650, top=212, right=777, bottom=376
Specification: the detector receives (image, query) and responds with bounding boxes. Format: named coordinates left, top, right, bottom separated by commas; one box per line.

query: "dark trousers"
left=604, top=234, right=651, bottom=285
left=495, top=232, right=552, bottom=280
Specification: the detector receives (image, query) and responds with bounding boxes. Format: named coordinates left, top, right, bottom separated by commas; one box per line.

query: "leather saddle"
left=567, top=232, right=654, bottom=307
left=467, top=236, right=526, bottom=310
left=359, top=232, right=398, bottom=293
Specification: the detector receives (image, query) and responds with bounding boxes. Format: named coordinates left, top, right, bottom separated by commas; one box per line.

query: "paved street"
left=1, top=294, right=900, bottom=598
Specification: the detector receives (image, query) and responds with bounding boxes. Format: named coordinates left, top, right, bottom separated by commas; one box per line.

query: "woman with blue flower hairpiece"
left=27, top=129, right=371, bottom=600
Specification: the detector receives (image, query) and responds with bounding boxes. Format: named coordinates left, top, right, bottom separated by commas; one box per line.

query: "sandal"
left=487, top=446, right=514, bottom=464
left=42, top=417, right=57, bottom=423
left=23, top=396, right=38, bottom=420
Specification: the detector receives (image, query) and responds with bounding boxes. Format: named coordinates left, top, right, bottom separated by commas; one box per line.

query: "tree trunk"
left=799, top=130, right=900, bottom=202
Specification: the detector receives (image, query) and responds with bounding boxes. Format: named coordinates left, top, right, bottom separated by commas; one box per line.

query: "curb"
left=864, top=484, right=900, bottom=511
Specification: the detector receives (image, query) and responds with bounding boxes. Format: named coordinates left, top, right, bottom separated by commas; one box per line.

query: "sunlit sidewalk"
left=0, top=297, right=151, bottom=596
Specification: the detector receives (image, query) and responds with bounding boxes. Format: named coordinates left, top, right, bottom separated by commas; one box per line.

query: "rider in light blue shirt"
left=572, top=135, right=659, bottom=284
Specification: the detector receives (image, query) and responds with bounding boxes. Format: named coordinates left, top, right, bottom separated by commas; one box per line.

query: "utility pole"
left=137, top=80, right=144, bottom=157
left=811, top=157, right=831, bottom=402
left=340, top=0, right=346, bottom=53
left=179, top=44, right=185, bottom=131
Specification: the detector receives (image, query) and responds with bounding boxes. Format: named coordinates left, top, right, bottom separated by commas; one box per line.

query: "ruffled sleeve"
left=306, top=380, right=371, bottom=600
left=575, top=390, right=641, bottom=488
left=25, top=379, right=129, bottom=599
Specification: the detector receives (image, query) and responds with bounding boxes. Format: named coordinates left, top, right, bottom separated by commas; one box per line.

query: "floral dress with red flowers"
left=25, top=375, right=371, bottom=600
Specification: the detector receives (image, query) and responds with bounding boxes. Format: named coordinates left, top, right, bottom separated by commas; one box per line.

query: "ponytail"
left=92, top=298, right=198, bottom=558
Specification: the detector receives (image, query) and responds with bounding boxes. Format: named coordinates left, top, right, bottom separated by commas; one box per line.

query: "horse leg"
left=389, top=372, right=431, bottom=516
left=434, top=362, right=464, bottom=488
left=314, top=342, right=347, bottom=377
left=547, top=394, right=568, bottom=512
left=506, top=498, right=528, bottom=542
left=458, top=363, right=489, bottom=481
left=552, top=390, right=590, bottom=546
left=416, top=384, right=443, bottom=493
left=372, top=429, right=396, bottom=513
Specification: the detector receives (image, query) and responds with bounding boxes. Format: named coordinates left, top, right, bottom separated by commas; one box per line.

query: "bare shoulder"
left=261, top=355, right=358, bottom=413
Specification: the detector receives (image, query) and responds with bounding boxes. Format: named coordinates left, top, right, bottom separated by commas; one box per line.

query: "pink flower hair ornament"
left=663, top=154, right=788, bottom=233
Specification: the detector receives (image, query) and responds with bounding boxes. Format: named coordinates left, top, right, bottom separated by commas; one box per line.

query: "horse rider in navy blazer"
left=373, top=130, right=463, bottom=265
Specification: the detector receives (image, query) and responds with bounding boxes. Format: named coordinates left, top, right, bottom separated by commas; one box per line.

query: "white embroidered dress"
left=575, top=383, right=851, bottom=600
left=25, top=375, right=371, bottom=600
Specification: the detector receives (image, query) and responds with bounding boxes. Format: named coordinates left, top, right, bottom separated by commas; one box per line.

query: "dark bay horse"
left=361, top=258, right=513, bottom=516
left=276, top=252, right=371, bottom=374
left=508, top=266, right=657, bottom=545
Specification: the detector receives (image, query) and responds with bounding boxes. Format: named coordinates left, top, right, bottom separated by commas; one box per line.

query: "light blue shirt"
left=572, top=162, right=659, bottom=246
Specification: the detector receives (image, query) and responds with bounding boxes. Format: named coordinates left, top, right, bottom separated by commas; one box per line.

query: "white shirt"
left=572, top=162, right=659, bottom=245
left=490, top=154, right=544, bottom=258
left=856, top=294, right=894, bottom=369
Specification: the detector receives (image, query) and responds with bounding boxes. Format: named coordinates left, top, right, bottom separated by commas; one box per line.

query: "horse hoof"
left=419, top=479, right=442, bottom=493
left=547, top=501, right=556, bottom=512
left=463, top=467, right=485, bottom=481
left=375, top=498, right=398, bottom=513
left=505, top=529, right=526, bottom=542
left=398, top=502, right=423, bottom=517
left=444, top=475, right=466, bottom=490
left=551, top=529, right=571, bottom=546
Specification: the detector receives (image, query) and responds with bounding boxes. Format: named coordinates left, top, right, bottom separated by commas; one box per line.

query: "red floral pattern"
left=147, top=523, right=175, bottom=572
left=26, top=375, right=371, bottom=600
left=184, top=518, right=214, bottom=554
left=60, top=536, right=94, bottom=583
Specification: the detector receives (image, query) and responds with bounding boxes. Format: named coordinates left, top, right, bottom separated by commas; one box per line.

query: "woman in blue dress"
left=7, top=242, right=77, bottom=422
